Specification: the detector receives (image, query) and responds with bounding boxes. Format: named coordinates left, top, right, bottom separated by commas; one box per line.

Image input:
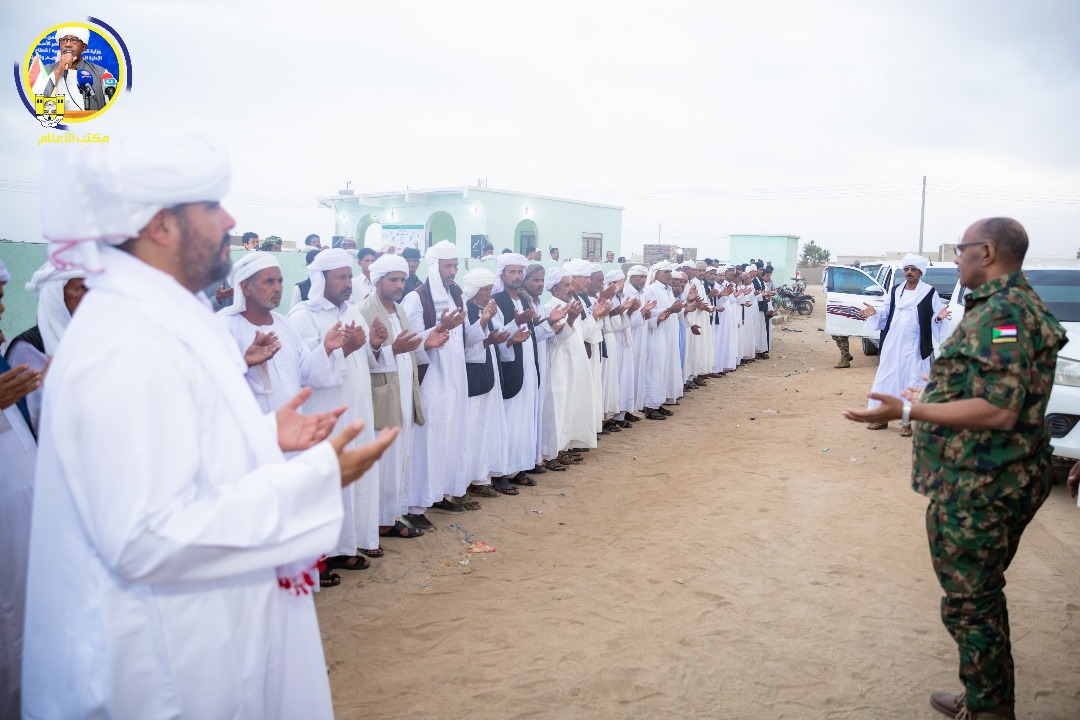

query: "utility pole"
left=918, top=175, right=926, bottom=255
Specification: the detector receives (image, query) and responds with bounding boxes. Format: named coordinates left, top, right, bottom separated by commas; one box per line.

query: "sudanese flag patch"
left=992, top=325, right=1018, bottom=344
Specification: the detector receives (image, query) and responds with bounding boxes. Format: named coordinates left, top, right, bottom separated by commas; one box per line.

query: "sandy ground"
left=316, top=289, right=1080, bottom=720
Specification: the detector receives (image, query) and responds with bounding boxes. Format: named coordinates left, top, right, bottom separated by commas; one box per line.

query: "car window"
left=922, top=267, right=959, bottom=298
left=829, top=266, right=878, bottom=294
left=1025, top=270, right=1080, bottom=322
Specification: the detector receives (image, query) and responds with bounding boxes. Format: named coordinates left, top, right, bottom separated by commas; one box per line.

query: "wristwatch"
left=902, top=400, right=912, bottom=425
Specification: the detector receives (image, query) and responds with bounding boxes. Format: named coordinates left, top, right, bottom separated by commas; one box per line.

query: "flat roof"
left=317, top=185, right=623, bottom=211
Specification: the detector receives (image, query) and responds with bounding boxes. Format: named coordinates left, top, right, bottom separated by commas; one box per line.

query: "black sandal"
left=508, top=472, right=537, bottom=486
left=359, top=547, right=384, bottom=558
left=379, top=520, right=424, bottom=538
left=320, top=569, right=341, bottom=588
left=325, top=554, right=370, bottom=570
left=492, top=478, right=520, bottom=495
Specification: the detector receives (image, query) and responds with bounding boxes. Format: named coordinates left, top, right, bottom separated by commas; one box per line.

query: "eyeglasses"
left=954, top=241, right=988, bottom=257
left=58, top=36, right=84, bottom=44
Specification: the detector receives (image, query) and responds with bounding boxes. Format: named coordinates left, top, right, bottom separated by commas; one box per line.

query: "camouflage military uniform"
left=832, top=335, right=852, bottom=367
left=912, top=272, right=1065, bottom=713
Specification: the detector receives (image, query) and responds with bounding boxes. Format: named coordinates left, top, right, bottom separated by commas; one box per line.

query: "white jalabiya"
left=530, top=296, right=558, bottom=463
left=288, top=298, right=381, bottom=554
left=23, top=247, right=343, bottom=719
left=544, top=296, right=599, bottom=451
left=615, top=297, right=642, bottom=414
left=751, top=278, right=771, bottom=353
left=371, top=312, right=419, bottom=522
left=737, top=285, right=757, bottom=361
left=0, top=379, right=36, bottom=717
left=600, top=310, right=622, bottom=420
left=643, top=280, right=682, bottom=408
left=349, top=273, right=374, bottom=304
left=463, top=313, right=509, bottom=485
left=402, top=285, right=469, bottom=503
left=864, top=280, right=948, bottom=410
left=710, top=280, right=739, bottom=372
left=685, top=277, right=712, bottom=380
left=222, top=313, right=338, bottom=414
left=623, top=281, right=650, bottom=411
left=494, top=294, right=540, bottom=474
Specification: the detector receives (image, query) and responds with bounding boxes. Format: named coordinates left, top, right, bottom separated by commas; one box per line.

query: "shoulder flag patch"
left=992, top=325, right=1018, bottom=344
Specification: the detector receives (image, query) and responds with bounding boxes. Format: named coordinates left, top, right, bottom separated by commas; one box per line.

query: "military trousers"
left=924, top=474, right=1051, bottom=712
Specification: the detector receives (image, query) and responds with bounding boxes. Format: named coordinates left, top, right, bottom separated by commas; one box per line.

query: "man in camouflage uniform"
left=843, top=217, right=1065, bottom=720
left=832, top=335, right=853, bottom=368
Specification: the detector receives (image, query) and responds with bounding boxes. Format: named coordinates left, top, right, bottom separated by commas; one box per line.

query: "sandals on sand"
left=468, top=484, right=500, bottom=498
left=492, top=478, right=519, bottom=495
left=508, top=473, right=537, bottom=487
left=359, top=547, right=384, bottom=558
left=379, top=520, right=424, bottom=538
left=325, top=554, right=370, bottom=571
left=320, top=570, right=341, bottom=588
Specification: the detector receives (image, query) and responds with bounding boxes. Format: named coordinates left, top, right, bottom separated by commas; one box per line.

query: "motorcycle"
left=777, top=285, right=815, bottom=315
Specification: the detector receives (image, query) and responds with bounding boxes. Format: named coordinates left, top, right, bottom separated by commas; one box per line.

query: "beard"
left=177, top=210, right=232, bottom=290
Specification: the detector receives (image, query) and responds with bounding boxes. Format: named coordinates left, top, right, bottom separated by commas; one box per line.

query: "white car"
left=940, top=266, right=1080, bottom=467
left=823, top=261, right=958, bottom=356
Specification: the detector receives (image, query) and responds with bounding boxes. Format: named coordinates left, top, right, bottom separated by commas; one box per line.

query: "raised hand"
left=600, top=283, right=619, bottom=301
left=392, top=329, right=422, bottom=354
left=215, top=285, right=234, bottom=304
left=860, top=303, right=876, bottom=319
left=425, top=327, right=450, bottom=349
left=592, top=299, right=612, bottom=319
left=331, top=422, right=401, bottom=488
left=507, top=326, right=532, bottom=345
left=341, top=321, right=367, bottom=357
left=690, top=324, right=702, bottom=336
left=486, top=328, right=511, bottom=347
left=514, top=307, right=536, bottom=325
left=437, top=307, right=467, bottom=332
left=481, top=299, right=498, bottom=327
left=551, top=320, right=566, bottom=334
left=323, top=321, right=345, bottom=355
left=548, top=303, right=569, bottom=324
left=369, top=317, right=389, bottom=349
left=0, top=364, right=41, bottom=410
left=276, top=388, right=346, bottom=452
left=244, top=331, right=281, bottom=367
left=936, top=306, right=952, bottom=321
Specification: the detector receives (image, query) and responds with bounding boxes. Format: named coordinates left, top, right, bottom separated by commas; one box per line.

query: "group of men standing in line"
left=218, top=248, right=783, bottom=583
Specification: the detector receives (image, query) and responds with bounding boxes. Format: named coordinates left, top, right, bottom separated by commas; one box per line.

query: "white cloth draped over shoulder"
left=23, top=247, right=343, bottom=719
left=864, top=279, right=947, bottom=410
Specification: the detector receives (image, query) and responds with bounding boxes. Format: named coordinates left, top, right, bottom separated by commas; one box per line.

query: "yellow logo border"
left=22, top=21, right=126, bottom=124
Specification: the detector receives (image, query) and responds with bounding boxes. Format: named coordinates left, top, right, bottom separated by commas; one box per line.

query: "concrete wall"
left=728, top=235, right=800, bottom=288
left=336, top=189, right=623, bottom=261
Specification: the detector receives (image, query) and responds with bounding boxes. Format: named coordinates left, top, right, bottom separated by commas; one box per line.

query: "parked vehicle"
left=824, top=262, right=957, bottom=356
left=939, top=265, right=1080, bottom=470
left=777, top=285, right=814, bottom=315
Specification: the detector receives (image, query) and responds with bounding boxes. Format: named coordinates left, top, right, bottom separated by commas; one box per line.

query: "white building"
left=318, top=186, right=623, bottom=260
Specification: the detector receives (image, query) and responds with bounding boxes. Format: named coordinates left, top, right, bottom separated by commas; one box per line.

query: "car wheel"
left=862, top=337, right=879, bottom=356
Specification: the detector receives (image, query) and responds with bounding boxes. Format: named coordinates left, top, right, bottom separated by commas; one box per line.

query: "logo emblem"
left=34, top=94, right=64, bottom=127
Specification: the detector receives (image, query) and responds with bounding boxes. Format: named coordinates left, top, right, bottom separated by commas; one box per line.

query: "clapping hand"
left=548, top=303, right=569, bottom=324
left=341, top=321, right=367, bottom=357
left=0, top=364, right=41, bottom=410
left=244, top=331, right=281, bottom=367
left=437, top=307, right=467, bottom=332
left=323, top=321, right=346, bottom=355
left=481, top=300, right=498, bottom=327
left=369, top=317, right=390, bottom=349
left=425, top=327, right=450, bottom=349
left=507, top=326, right=532, bottom=345
left=392, top=330, right=423, bottom=354
left=514, top=307, right=536, bottom=325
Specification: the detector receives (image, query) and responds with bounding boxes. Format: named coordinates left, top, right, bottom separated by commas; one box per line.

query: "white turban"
left=26, top=262, right=86, bottom=355
left=369, top=253, right=409, bottom=285
left=544, top=267, right=569, bottom=291
left=604, top=268, right=625, bottom=286
left=626, top=265, right=647, bottom=278
left=426, top=240, right=459, bottom=311
left=646, top=260, right=673, bottom=285
left=695, top=261, right=708, bottom=270
left=564, top=258, right=593, bottom=277
left=672, top=270, right=687, bottom=281
left=305, top=248, right=354, bottom=306
left=40, top=132, right=230, bottom=274
left=56, top=26, right=90, bottom=44
left=219, top=252, right=280, bottom=316
left=493, top=252, right=528, bottom=293
left=900, top=254, right=929, bottom=273
left=461, top=268, right=496, bottom=302
left=0, top=259, right=8, bottom=283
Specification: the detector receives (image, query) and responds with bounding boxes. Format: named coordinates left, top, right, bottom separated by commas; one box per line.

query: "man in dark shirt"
left=843, top=218, right=1065, bottom=720
left=401, top=248, right=422, bottom=295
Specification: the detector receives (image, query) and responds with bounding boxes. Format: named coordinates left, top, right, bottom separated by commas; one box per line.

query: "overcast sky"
left=2, top=0, right=1078, bottom=260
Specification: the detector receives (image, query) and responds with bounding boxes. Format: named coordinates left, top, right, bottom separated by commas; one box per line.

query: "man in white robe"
left=736, top=269, right=758, bottom=363
left=601, top=268, right=640, bottom=429
left=357, top=254, right=449, bottom=534
left=21, top=133, right=395, bottom=719
left=221, top=253, right=340, bottom=414
left=544, top=268, right=599, bottom=457
left=349, top=247, right=377, bottom=304
left=491, top=253, right=542, bottom=492
left=642, top=261, right=684, bottom=419
left=0, top=260, right=43, bottom=717
left=622, top=265, right=656, bottom=417
left=460, top=269, right=515, bottom=495
left=566, top=259, right=610, bottom=436
left=401, top=240, right=470, bottom=516
left=860, top=254, right=950, bottom=436
left=288, top=249, right=384, bottom=564
left=683, top=262, right=711, bottom=387
left=524, top=264, right=569, bottom=471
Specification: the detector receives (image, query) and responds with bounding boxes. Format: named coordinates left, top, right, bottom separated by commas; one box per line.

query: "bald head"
left=972, top=217, right=1028, bottom=266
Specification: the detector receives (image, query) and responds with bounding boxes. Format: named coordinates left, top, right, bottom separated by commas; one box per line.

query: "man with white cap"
left=736, top=266, right=758, bottom=363
left=601, top=267, right=639, bottom=429
left=859, top=254, right=951, bottom=436
left=22, top=133, right=397, bottom=719
left=35, top=26, right=109, bottom=112
left=491, top=252, right=542, bottom=492
left=525, top=263, right=569, bottom=472
left=5, top=262, right=87, bottom=431
left=289, top=248, right=385, bottom=567
left=401, top=240, right=470, bottom=519
left=642, top=260, right=683, bottom=419
left=221, top=252, right=341, bottom=415
left=622, top=265, right=657, bottom=418
left=358, top=253, right=449, bottom=534
left=544, top=267, right=598, bottom=461
left=683, top=262, right=711, bottom=388
left=460, top=268, right=515, bottom=495
left=567, top=259, right=612, bottom=435
left=0, top=259, right=43, bottom=717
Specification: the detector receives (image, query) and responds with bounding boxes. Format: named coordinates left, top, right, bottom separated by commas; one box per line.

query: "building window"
left=470, top=234, right=492, bottom=259
left=582, top=233, right=603, bottom=262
